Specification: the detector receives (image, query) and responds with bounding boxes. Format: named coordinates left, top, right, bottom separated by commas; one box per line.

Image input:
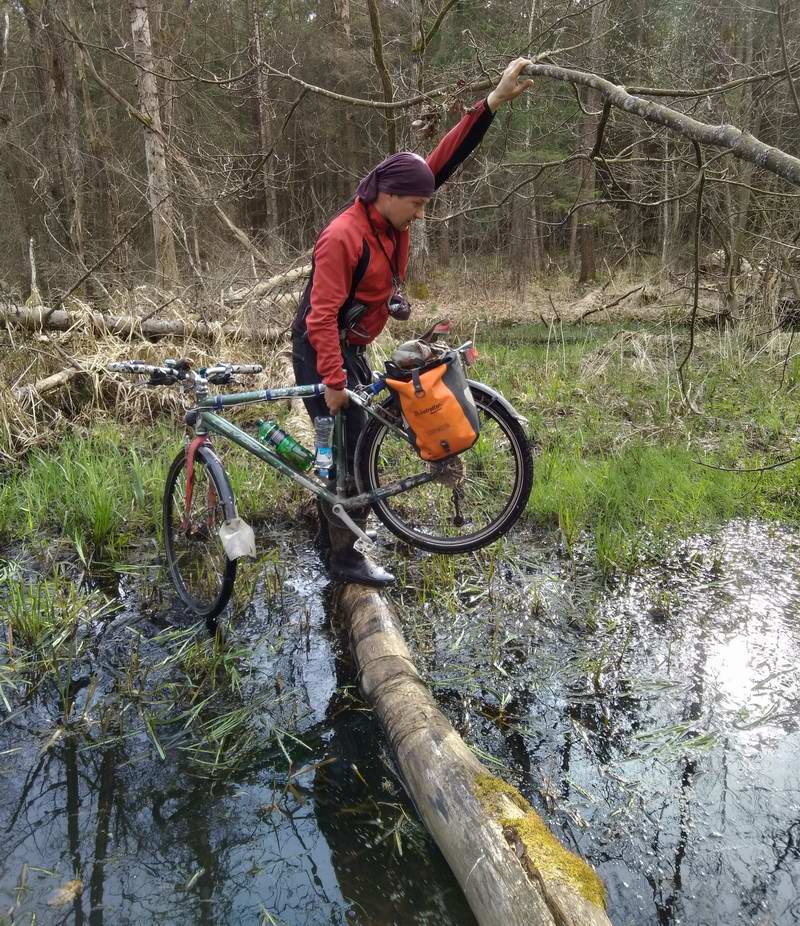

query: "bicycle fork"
left=183, top=435, right=218, bottom=532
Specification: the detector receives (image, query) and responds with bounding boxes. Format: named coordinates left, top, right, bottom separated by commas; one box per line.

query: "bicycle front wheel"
left=355, top=385, right=533, bottom=553
left=163, top=448, right=237, bottom=620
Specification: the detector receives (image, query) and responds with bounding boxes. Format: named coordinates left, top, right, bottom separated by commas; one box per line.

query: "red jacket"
left=293, top=99, right=495, bottom=389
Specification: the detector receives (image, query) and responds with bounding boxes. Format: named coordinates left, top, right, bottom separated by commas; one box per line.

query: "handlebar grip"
left=109, top=362, right=159, bottom=374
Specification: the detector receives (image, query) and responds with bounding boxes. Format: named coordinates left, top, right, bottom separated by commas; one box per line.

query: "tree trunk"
left=660, top=136, right=671, bottom=276
left=0, top=2, right=10, bottom=106
left=577, top=2, right=607, bottom=284
left=438, top=187, right=451, bottom=266
left=408, top=0, right=429, bottom=275
left=337, top=585, right=612, bottom=926
left=249, top=0, right=279, bottom=231
left=21, top=0, right=86, bottom=268
left=128, top=0, right=180, bottom=287
left=365, top=0, right=397, bottom=152
left=525, top=0, right=541, bottom=276
left=2, top=304, right=287, bottom=341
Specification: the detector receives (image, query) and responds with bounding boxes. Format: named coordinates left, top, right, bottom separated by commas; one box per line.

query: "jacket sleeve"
left=426, top=99, right=495, bottom=190
left=305, top=225, right=361, bottom=390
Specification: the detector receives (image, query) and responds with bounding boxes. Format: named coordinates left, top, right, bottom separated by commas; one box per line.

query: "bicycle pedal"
left=354, top=536, right=377, bottom=556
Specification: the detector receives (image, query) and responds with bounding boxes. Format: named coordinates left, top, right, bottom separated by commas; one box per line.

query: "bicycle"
left=109, top=325, right=533, bottom=622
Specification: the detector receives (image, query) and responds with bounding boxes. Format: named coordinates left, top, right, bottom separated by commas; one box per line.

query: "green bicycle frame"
left=192, top=383, right=434, bottom=510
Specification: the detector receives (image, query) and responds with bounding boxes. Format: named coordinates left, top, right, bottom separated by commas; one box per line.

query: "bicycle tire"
left=163, top=448, right=237, bottom=620
left=355, top=384, right=533, bottom=553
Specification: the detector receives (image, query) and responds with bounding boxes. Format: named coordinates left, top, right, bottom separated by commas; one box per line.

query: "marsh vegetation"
left=2, top=288, right=800, bottom=923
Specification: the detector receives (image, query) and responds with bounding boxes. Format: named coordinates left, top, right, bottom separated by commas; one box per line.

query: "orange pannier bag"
left=385, top=351, right=480, bottom=461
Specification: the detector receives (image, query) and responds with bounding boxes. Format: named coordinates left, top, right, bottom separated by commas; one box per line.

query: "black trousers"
left=291, top=335, right=372, bottom=483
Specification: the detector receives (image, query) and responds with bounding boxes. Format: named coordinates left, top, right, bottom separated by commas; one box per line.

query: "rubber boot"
left=328, top=511, right=394, bottom=587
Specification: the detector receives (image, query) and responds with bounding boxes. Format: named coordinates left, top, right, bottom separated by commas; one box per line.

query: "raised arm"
left=426, top=58, right=534, bottom=189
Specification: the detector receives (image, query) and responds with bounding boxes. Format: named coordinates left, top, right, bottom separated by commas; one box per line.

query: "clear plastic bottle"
left=313, top=415, right=335, bottom=478
left=257, top=419, right=314, bottom=471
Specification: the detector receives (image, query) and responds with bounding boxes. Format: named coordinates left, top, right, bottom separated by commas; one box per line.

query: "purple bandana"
left=355, top=152, right=435, bottom=203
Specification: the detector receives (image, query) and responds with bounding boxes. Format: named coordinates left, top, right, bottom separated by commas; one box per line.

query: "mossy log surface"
left=338, top=583, right=611, bottom=926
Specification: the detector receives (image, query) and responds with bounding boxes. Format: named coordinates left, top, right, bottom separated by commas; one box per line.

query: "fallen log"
left=225, top=265, right=310, bottom=304
left=1, top=305, right=287, bottom=342
left=338, top=584, right=611, bottom=926
left=12, top=367, right=86, bottom=404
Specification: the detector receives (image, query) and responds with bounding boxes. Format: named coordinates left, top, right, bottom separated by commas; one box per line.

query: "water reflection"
left=3, top=522, right=800, bottom=924
left=0, top=544, right=474, bottom=925
left=409, top=521, right=800, bottom=925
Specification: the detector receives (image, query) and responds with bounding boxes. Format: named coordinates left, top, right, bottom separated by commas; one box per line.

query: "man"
left=292, top=58, right=534, bottom=587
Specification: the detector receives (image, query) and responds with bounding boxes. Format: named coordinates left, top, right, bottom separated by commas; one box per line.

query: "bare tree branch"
left=521, top=62, right=800, bottom=189
left=413, top=0, right=461, bottom=56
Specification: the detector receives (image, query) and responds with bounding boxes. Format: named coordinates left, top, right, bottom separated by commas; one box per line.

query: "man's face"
left=384, top=194, right=430, bottom=231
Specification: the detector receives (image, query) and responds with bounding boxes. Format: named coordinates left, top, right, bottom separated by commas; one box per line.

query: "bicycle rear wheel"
left=355, top=385, right=533, bottom=553
left=163, top=448, right=237, bottom=620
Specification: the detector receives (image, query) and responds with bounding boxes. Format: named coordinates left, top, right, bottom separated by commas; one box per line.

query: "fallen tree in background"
left=338, top=583, right=611, bottom=926
left=1, top=305, right=290, bottom=342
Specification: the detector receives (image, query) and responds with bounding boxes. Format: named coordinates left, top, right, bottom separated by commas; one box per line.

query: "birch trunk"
left=249, top=0, right=279, bottom=230
left=338, top=585, right=613, bottom=926
left=128, top=0, right=180, bottom=286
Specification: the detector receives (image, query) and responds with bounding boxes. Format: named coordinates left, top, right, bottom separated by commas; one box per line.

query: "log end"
left=474, top=773, right=607, bottom=919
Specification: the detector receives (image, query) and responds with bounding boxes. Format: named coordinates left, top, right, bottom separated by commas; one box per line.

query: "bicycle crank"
left=331, top=503, right=376, bottom=553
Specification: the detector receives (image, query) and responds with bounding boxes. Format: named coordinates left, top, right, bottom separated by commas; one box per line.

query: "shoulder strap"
left=292, top=241, right=371, bottom=338
left=336, top=242, right=371, bottom=329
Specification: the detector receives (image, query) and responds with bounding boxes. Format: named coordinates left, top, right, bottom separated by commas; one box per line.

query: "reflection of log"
left=338, top=585, right=611, bottom=926
left=1, top=305, right=287, bottom=341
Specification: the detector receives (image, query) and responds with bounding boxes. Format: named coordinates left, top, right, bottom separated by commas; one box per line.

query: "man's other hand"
left=325, top=386, right=349, bottom=414
left=487, top=58, right=535, bottom=112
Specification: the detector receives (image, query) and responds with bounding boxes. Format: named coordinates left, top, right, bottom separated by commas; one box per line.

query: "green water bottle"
left=257, top=419, right=314, bottom=472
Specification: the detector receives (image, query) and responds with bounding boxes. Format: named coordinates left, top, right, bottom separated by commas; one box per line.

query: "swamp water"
left=1, top=520, right=799, bottom=925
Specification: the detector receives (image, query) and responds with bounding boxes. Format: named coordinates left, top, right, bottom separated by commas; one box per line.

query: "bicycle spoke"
left=368, top=402, right=524, bottom=543
left=165, top=455, right=234, bottom=615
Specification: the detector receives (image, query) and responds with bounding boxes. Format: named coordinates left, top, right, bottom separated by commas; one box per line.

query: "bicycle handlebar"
left=108, top=359, right=263, bottom=384
left=224, top=364, right=262, bottom=374
left=109, top=361, right=174, bottom=377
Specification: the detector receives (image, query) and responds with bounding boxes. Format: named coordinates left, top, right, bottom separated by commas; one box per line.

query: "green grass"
left=0, top=416, right=298, bottom=561
left=0, top=423, right=178, bottom=556
left=1, top=320, right=798, bottom=578
left=527, top=444, right=794, bottom=573
left=463, top=320, right=800, bottom=574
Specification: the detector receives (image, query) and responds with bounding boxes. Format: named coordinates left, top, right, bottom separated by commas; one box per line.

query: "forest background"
left=2, top=0, right=799, bottom=314
left=2, top=0, right=800, bottom=565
